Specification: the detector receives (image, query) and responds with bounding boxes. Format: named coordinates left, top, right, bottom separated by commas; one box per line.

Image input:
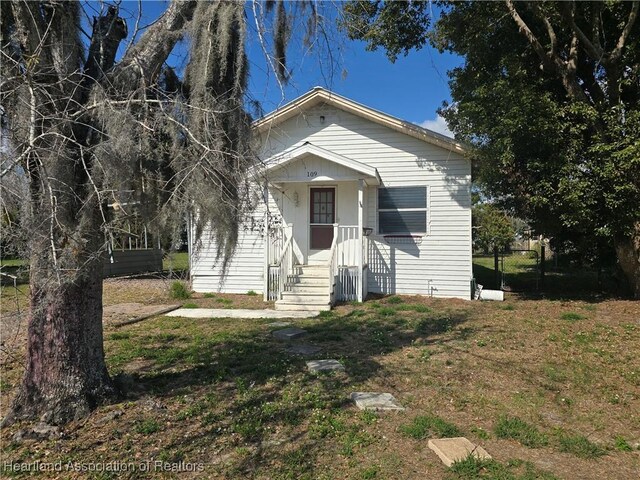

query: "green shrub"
left=170, top=281, right=190, bottom=299
left=386, top=295, right=403, bottom=304
left=247, top=290, right=258, bottom=296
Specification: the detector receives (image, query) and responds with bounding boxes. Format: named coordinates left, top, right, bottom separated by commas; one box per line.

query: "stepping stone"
left=272, top=327, right=307, bottom=341
left=428, top=437, right=492, bottom=467
left=286, top=344, right=322, bottom=356
left=350, top=392, right=405, bottom=411
left=306, top=359, right=344, bottom=373
left=267, top=321, right=291, bottom=328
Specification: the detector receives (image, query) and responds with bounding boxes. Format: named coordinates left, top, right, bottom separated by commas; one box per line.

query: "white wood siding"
left=191, top=207, right=266, bottom=294
left=260, top=104, right=472, bottom=299
left=192, top=102, right=472, bottom=300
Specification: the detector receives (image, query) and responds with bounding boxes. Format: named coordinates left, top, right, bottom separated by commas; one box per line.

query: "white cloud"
left=418, top=115, right=453, bottom=138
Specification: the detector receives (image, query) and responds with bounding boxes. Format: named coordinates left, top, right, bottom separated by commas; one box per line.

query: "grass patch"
left=557, top=433, right=605, bottom=458
left=494, top=416, right=548, bottom=448
left=471, top=426, right=490, bottom=440
left=386, top=295, right=404, bottom=304
left=108, top=332, right=131, bottom=341
left=614, top=436, right=632, bottom=452
left=182, top=302, right=198, bottom=308
left=339, top=427, right=374, bottom=456
left=4, top=281, right=638, bottom=479
left=0, top=258, right=26, bottom=267
left=246, top=290, right=258, bottom=296
left=134, top=419, right=161, bottom=434
left=169, top=281, right=190, bottom=299
left=203, top=292, right=215, bottom=298
left=361, top=465, right=379, bottom=479
left=560, top=312, right=585, bottom=321
left=411, top=304, right=432, bottom=313
left=415, top=314, right=455, bottom=335
left=450, top=456, right=559, bottom=480
left=377, top=307, right=396, bottom=316
left=163, top=251, right=189, bottom=271
left=400, top=415, right=461, bottom=440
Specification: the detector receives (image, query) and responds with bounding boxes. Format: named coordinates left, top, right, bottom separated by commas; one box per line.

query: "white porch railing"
left=266, top=225, right=294, bottom=301
left=328, top=224, right=340, bottom=304
left=333, top=225, right=370, bottom=302
left=265, top=224, right=371, bottom=303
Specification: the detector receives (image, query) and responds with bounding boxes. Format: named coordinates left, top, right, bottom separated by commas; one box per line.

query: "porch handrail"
left=327, top=224, right=339, bottom=301
left=277, top=228, right=293, bottom=266
left=276, top=225, right=294, bottom=299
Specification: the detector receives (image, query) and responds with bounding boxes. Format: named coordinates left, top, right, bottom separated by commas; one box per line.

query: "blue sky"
left=88, top=1, right=461, bottom=137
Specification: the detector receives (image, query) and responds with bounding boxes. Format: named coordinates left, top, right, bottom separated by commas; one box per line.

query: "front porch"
left=264, top=224, right=370, bottom=309
left=255, top=142, right=379, bottom=310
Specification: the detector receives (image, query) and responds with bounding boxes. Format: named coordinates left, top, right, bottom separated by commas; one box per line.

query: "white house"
left=190, top=87, right=472, bottom=310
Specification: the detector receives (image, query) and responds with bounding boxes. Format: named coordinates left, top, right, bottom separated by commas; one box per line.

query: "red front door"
left=310, top=187, right=335, bottom=249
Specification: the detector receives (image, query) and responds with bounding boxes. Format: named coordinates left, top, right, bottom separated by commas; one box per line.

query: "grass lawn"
left=1, top=288, right=639, bottom=479
left=0, top=258, right=27, bottom=268
left=163, top=251, right=189, bottom=272
left=474, top=254, right=608, bottom=296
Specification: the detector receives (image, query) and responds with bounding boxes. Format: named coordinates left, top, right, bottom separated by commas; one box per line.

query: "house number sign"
left=307, top=171, right=318, bottom=178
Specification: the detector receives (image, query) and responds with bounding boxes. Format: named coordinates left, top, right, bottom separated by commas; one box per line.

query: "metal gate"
left=499, top=249, right=540, bottom=292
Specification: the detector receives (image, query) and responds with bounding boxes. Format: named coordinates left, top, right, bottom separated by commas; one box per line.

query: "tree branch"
left=112, top=0, right=197, bottom=89
left=591, top=2, right=603, bottom=56
left=505, top=0, right=550, bottom=65
left=559, top=1, right=604, bottom=61
left=528, top=2, right=557, bottom=54
left=609, top=1, right=639, bottom=62
left=505, top=0, right=590, bottom=103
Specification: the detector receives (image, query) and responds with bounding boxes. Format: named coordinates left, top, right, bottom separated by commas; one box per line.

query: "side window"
left=377, top=186, right=427, bottom=234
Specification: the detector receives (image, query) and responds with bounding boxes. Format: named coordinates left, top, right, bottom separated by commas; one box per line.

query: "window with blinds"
left=377, top=186, right=427, bottom=234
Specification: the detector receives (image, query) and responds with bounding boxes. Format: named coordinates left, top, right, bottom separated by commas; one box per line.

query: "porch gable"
left=257, top=142, right=380, bottom=186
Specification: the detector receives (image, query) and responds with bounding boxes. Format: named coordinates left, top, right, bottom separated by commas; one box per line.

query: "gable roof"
left=259, top=142, right=381, bottom=186
left=253, top=86, right=465, bottom=155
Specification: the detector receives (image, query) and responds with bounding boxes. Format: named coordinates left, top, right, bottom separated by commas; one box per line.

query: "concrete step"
left=275, top=301, right=331, bottom=312
left=292, top=266, right=329, bottom=277
left=288, top=277, right=331, bottom=287
left=289, top=284, right=331, bottom=294
left=281, top=292, right=331, bottom=304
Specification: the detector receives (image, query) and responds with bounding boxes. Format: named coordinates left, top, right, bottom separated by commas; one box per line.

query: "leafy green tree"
left=473, top=203, right=516, bottom=253
left=342, top=1, right=640, bottom=297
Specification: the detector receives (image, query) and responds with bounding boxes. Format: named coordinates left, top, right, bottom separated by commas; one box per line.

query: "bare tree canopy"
left=0, top=0, right=323, bottom=426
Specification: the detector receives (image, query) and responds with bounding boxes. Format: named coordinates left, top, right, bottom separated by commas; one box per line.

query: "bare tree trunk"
left=8, top=274, right=115, bottom=425
left=4, top=231, right=116, bottom=425
left=615, top=222, right=640, bottom=299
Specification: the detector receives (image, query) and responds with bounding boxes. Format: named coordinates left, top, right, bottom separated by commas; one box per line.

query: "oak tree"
left=0, top=0, right=320, bottom=425
left=343, top=0, right=640, bottom=296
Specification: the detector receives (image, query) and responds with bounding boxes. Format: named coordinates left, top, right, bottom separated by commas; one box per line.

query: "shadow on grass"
left=105, top=305, right=472, bottom=477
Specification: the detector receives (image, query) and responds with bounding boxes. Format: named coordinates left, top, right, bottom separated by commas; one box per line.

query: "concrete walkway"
left=166, top=308, right=320, bottom=319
